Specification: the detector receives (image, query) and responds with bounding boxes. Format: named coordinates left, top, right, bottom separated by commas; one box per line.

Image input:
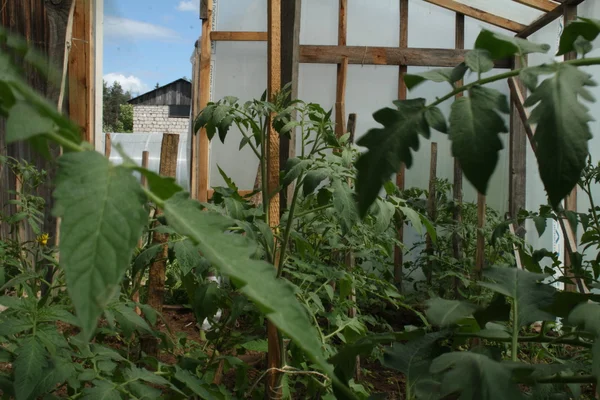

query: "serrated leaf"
left=449, top=85, right=508, bottom=195
left=241, top=339, right=268, bottom=352
left=558, top=18, right=600, bottom=56
left=425, top=298, right=478, bottom=327
left=133, top=244, right=162, bottom=278
left=425, top=107, right=447, bottom=134
left=383, top=331, right=447, bottom=388
left=82, top=380, right=121, bottom=400
left=114, top=303, right=152, bottom=336
left=332, top=179, right=358, bottom=234
left=194, top=282, right=221, bottom=324
left=568, top=303, right=600, bottom=390
left=465, top=49, right=494, bottom=74
left=162, top=193, right=352, bottom=396
left=480, top=267, right=556, bottom=327
left=525, top=64, right=594, bottom=208
left=282, top=157, right=309, bottom=187
left=6, top=102, right=56, bottom=143
left=174, top=239, right=202, bottom=276
left=429, top=352, right=525, bottom=400
left=372, top=199, right=395, bottom=234
left=53, top=151, right=148, bottom=339
left=474, top=294, right=511, bottom=327
left=533, top=216, right=547, bottom=237
left=14, top=337, right=47, bottom=400
left=475, top=29, right=550, bottom=60
left=217, top=115, right=234, bottom=143
left=174, top=367, right=215, bottom=398
left=303, top=170, right=328, bottom=196
left=404, top=66, right=465, bottom=90
left=356, top=99, right=429, bottom=216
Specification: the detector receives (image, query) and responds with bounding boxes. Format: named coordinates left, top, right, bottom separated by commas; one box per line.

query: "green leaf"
left=241, top=339, right=268, bottom=352
left=449, top=85, right=508, bottom=195
left=429, top=352, right=525, bottom=400
left=479, top=267, right=556, bottom=327
left=132, top=244, right=162, bottom=278
left=465, top=49, right=494, bottom=74
left=568, top=303, right=600, bottom=392
left=371, top=199, right=395, bottom=234
left=383, top=331, right=447, bottom=388
left=332, top=179, right=358, bottom=234
left=356, top=99, right=429, bottom=216
left=194, top=282, right=221, bottom=324
left=81, top=380, right=121, bottom=400
left=303, top=170, right=328, bottom=196
left=173, top=367, right=215, bottom=398
left=525, top=64, right=594, bottom=208
left=6, top=102, right=56, bottom=143
left=404, top=65, right=467, bottom=90
left=475, top=29, right=550, bottom=60
left=53, top=151, right=148, bottom=339
left=113, top=303, right=152, bottom=336
left=162, top=193, right=350, bottom=395
left=174, top=239, right=202, bottom=276
left=532, top=216, right=547, bottom=237
left=282, top=157, right=309, bottom=187
left=474, top=294, right=511, bottom=328
left=14, top=337, right=47, bottom=400
left=425, top=107, right=447, bottom=134
left=558, top=18, right=600, bottom=56
left=425, top=298, right=478, bottom=327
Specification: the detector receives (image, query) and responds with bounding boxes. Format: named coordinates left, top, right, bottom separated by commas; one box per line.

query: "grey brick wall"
left=133, top=105, right=189, bottom=134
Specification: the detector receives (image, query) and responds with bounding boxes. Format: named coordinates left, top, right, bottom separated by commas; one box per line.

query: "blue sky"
left=103, top=0, right=201, bottom=96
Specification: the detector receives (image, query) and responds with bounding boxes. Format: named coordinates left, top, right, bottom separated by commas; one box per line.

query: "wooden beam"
left=453, top=13, right=465, bottom=266
left=267, top=0, right=282, bottom=397
left=512, top=0, right=560, bottom=12
left=210, top=31, right=268, bottom=41
left=508, top=58, right=528, bottom=230
left=421, top=0, right=526, bottom=32
left=395, top=0, right=409, bottom=287
left=207, top=189, right=254, bottom=200
left=335, top=0, right=348, bottom=139
left=280, top=0, right=301, bottom=209
left=68, top=0, right=94, bottom=143
left=197, top=0, right=213, bottom=203
left=516, top=0, right=585, bottom=38
left=300, top=45, right=512, bottom=68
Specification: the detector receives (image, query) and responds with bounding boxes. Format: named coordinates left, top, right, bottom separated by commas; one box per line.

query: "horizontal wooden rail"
left=210, top=31, right=268, bottom=41
left=300, top=45, right=512, bottom=68
left=512, top=0, right=560, bottom=12
left=421, top=0, right=526, bottom=32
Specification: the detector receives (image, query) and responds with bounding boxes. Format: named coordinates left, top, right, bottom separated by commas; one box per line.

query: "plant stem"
left=295, top=203, right=333, bottom=219
left=519, top=374, right=596, bottom=385
left=45, top=132, right=86, bottom=153
left=455, top=332, right=591, bottom=348
left=429, top=57, right=600, bottom=108
left=512, top=300, right=519, bottom=362
left=277, top=176, right=303, bottom=277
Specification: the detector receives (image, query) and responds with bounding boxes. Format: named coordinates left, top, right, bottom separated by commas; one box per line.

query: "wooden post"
left=134, top=151, right=150, bottom=315
left=280, top=0, right=301, bottom=209
left=267, top=0, right=283, bottom=398
left=509, top=57, right=527, bottom=235
left=68, top=0, right=94, bottom=144
left=190, top=40, right=201, bottom=199
left=335, top=0, right=348, bottom=139
left=197, top=0, right=213, bottom=202
left=452, top=13, right=465, bottom=262
left=426, top=142, right=438, bottom=284
left=476, top=194, right=486, bottom=279
left=564, top=3, right=578, bottom=292
left=104, top=133, right=111, bottom=158
left=143, top=134, right=179, bottom=356
left=394, top=0, right=409, bottom=287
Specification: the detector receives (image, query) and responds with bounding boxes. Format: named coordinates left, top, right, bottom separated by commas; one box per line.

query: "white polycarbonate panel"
left=457, top=0, right=544, bottom=26
left=409, top=1, right=455, bottom=48
left=210, top=41, right=267, bottom=190
left=214, top=0, right=267, bottom=32
left=105, top=132, right=190, bottom=191
left=300, top=0, right=338, bottom=45
left=347, top=0, right=400, bottom=46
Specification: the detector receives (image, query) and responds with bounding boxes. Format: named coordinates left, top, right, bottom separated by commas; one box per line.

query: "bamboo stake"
left=426, top=142, right=438, bottom=284
left=394, top=0, right=409, bottom=288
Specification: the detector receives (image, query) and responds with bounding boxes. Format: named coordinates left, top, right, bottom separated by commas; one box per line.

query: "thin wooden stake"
left=394, top=0, right=409, bottom=288
left=476, top=194, right=486, bottom=279
left=142, top=134, right=179, bottom=357
left=267, top=0, right=283, bottom=397
left=426, top=142, right=438, bottom=284
left=104, top=133, right=111, bottom=158
left=134, top=150, right=150, bottom=316
left=335, top=0, right=348, bottom=139
left=197, top=0, right=213, bottom=202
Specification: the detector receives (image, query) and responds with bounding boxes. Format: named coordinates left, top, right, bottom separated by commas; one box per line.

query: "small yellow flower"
left=37, top=233, right=49, bottom=246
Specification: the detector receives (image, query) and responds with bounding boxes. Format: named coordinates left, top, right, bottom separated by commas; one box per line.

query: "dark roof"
left=127, top=78, right=191, bottom=104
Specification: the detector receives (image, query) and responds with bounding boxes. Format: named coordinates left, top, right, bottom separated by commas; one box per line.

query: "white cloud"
left=104, top=73, right=150, bottom=95
left=104, top=16, right=180, bottom=42
left=176, top=0, right=199, bottom=12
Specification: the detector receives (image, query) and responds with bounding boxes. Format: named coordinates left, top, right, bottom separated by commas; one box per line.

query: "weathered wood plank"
left=512, top=0, right=560, bottom=12
left=422, top=0, right=526, bottom=32
left=300, top=45, right=512, bottom=68
left=210, top=31, right=268, bottom=41
left=453, top=12, right=465, bottom=265
left=517, top=0, right=585, bottom=38
left=197, top=0, right=212, bottom=202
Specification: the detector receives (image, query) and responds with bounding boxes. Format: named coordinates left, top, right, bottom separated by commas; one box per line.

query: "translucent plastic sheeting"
left=103, top=132, right=191, bottom=191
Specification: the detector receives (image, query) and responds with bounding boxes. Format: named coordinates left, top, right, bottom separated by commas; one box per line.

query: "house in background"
left=128, top=78, right=192, bottom=134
